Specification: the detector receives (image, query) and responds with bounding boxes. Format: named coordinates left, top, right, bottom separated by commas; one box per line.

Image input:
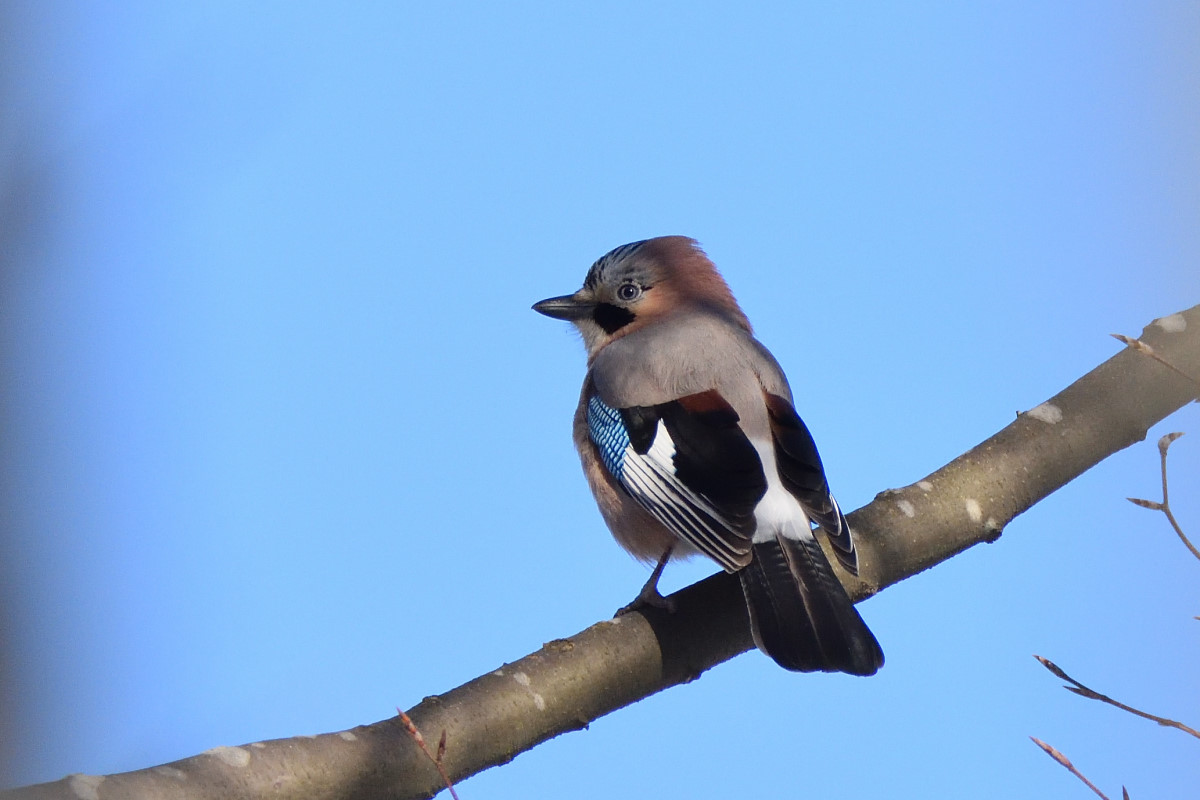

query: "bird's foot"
left=615, top=584, right=675, bottom=616
left=614, top=545, right=675, bottom=616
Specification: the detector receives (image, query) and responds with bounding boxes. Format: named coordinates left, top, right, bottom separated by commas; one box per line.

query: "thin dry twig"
left=1112, top=333, right=1200, bottom=395
left=1034, top=656, right=1200, bottom=741
left=1126, top=432, right=1200, bottom=562
left=1030, top=737, right=1116, bottom=799
left=397, top=708, right=461, bottom=800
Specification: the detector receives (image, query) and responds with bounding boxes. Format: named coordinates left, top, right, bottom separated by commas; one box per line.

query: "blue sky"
left=2, top=3, right=1197, bottom=797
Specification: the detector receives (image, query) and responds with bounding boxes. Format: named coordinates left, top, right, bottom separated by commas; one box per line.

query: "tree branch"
left=1030, top=737, right=1122, bottom=800
left=1127, top=431, right=1200, bottom=562
left=1034, top=655, right=1200, bottom=741
left=6, top=306, right=1199, bottom=800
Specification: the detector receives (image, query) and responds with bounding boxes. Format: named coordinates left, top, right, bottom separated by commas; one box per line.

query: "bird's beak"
left=532, top=292, right=594, bottom=321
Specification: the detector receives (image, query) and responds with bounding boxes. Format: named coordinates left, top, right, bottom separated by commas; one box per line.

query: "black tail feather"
left=738, top=535, right=883, bottom=675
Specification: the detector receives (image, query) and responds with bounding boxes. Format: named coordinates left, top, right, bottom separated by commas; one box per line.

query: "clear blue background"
left=3, top=3, right=1198, bottom=797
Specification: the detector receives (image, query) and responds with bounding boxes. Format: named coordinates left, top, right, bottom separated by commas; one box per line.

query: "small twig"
left=1034, top=656, right=1200, bottom=740
left=1030, top=737, right=1114, bottom=799
left=1126, top=432, right=1200, bottom=563
left=397, top=708, right=461, bottom=800
left=1111, top=333, right=1200, bottom=395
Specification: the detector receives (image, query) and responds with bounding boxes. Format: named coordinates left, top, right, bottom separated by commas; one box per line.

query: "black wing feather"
left=618, top=406, right=661, bottom=455
left=658, top=393, right=764, bottom=537
left=764, top=392, right=857, bottom=573
left=603, top=390, right=767, bottom=570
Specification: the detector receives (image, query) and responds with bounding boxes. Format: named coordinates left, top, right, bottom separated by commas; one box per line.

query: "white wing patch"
left=749, top=438, right=813, bottom=543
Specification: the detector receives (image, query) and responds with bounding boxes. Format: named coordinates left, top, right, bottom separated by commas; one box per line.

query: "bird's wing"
left=762, top=391, right=858, bottom=574
left=586, top=389, right=765, bottom=572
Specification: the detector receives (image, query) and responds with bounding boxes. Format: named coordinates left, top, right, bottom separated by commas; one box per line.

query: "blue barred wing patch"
left=587, top=395, right=630, bottom=480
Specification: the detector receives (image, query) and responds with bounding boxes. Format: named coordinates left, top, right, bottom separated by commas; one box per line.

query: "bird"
left=532, top=236, right=883, bottom=675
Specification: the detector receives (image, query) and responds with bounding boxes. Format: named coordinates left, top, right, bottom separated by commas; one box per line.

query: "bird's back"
left=590, top=309, right=791, bottom=421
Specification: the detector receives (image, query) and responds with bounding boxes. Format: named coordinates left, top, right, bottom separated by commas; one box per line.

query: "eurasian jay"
left=533, top=236, right=883, bottom=675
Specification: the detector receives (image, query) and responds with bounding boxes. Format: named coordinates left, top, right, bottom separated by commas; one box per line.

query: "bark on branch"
left=7, top=306, right=1199, bottom=800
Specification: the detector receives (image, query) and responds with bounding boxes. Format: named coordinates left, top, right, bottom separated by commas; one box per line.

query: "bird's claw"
left=615, top=586, right=675, bottom=616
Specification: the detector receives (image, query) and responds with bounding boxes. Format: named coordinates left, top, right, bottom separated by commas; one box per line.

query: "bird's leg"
left=616, top=545, right=675, bottom=616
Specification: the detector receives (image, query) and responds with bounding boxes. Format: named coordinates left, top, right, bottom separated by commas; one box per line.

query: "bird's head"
left=533, top=236, right=750, bottom=358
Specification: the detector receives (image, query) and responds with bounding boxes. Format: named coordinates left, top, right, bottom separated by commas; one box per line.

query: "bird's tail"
left=738, top=527, right=883, bottom=675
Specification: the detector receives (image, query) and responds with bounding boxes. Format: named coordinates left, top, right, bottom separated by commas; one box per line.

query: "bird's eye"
left=617, top=283, right=641, bottom=302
